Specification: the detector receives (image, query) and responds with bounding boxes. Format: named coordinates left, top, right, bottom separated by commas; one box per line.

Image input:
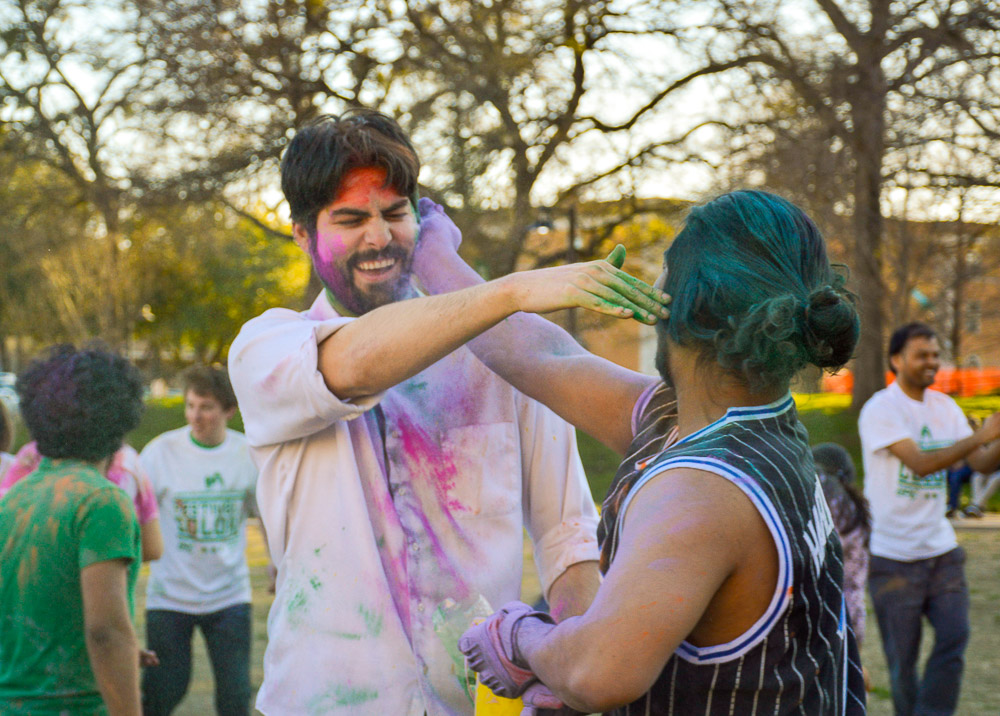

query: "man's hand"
left=980, top=412, right=1000, bottom=443
left=139, top=649, right=159, bottom=668
left=500, top=256, right=669, bottom=325
left=459, top=601, right=556, bottom=698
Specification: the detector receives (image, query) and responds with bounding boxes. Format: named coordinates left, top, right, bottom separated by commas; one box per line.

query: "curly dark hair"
left=16, top=344, right=145, bottom=462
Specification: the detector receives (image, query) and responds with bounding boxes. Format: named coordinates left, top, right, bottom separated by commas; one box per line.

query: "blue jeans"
left=869, top=547, right=969, bottom=716
left=946, top=465, right=972, bottom=510
left=142, top=603, right=252, bottom=716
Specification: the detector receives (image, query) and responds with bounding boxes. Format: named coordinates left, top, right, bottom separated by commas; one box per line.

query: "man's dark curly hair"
left=16, top=344, right=145, bottom=462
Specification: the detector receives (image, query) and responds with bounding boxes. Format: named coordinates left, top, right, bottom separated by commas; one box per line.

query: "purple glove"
left=520, top=681, right=586, bottom=716
left=459, top=601, right=555, bottom=698
left=415, top=198, right=462, bottom=251
left=413, top=198, right=464, bottom=290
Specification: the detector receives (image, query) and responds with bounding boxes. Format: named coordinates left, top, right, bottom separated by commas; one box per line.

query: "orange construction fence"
left=822, top=368, right=1000, bottom=397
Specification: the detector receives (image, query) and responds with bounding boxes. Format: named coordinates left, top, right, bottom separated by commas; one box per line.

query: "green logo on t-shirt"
left=896, top=425, right=950, bottom=498
left=204, top=472, right=223, bottom=488
left=173, top=490, right=244, bottom=543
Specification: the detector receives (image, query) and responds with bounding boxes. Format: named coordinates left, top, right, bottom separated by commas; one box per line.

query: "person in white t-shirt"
left=140, top=365, right=262, bottom=716
left=859, top=322, right=1000, bottom=716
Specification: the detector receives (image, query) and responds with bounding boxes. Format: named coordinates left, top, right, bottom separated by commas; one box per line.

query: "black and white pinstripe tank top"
left=600, top=393, right=866, bottom=715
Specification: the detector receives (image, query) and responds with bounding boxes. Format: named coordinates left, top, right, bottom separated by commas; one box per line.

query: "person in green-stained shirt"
left=0, top=344, right=150, bottom=716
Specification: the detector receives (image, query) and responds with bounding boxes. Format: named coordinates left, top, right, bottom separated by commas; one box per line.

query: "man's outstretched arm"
left=412, top=200, right=666, bottom=454
left=888, top=412, right=1000, bottom=477
left=321, top=201, right=668, bottom=425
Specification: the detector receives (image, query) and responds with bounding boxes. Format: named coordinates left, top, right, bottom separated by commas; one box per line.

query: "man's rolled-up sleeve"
left=229, top=308, right=384, bottom=447
left=517, top=394, right=600, bottom=600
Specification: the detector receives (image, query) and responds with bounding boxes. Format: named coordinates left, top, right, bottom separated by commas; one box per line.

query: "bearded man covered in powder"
left=228, top=109, right=670, bottom=715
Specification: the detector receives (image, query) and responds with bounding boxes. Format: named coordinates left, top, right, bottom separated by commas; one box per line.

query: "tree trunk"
left=849, top=65, right=888, bottom=411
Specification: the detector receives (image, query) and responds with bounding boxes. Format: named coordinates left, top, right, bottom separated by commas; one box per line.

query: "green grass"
left=15, top=392, right=1000, bottom=713
left=579, top=392, right=1000, bottom=504
left=161, top=524, right=1000, bottom=715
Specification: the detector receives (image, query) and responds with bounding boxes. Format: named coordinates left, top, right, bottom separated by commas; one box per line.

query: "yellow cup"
left=474, top=675, right=524, bottom=715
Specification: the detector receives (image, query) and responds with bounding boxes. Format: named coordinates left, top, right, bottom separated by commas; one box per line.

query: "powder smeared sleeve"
left=229, top=307, right=384, bottom=447
left=517, top=394, right=600, bottom=599
left=77, top=486, right=141, bottom=570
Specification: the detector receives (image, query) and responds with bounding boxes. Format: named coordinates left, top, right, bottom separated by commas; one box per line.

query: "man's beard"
left=314, top=245, right=414, bottom=315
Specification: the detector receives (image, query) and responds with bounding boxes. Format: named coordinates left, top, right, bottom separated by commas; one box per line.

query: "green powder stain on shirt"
left=358, top=605, right=383, bottom=637
left=288, top=588, right=307, bottom=612
left=331, top=631, right=363, bottom=640
left=403, top=379, right=428, bottom=394
left=307, top=684, right=378, bottom=712
left=309, top=576, right=322, bottom=591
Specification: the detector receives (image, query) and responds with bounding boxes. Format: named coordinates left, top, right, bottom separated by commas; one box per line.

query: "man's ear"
left=292, top=223, right=311, bottom=253
left=889, top=354, right=901, bottom=375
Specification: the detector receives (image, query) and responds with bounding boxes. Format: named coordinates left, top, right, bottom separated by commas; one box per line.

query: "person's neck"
left=190, top=431, right=225, bottom=449
left=895, top=376, right=926, bottom=402
left=45, top=455, right=112, bottom=476
left=669, top=343, right=787, bottom=440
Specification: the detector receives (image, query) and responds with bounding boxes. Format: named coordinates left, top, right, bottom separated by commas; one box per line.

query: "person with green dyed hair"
left=653, top=189, right=859, bottom=393
left=416, top=190, right=866, bottom=713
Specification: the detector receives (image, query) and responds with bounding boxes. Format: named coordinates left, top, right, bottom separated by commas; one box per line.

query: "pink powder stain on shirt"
left=394, top=417, right=469, bottom=515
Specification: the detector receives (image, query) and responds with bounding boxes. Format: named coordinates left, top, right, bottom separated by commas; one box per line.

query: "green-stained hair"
left=657, top=190, right=859, bottom=392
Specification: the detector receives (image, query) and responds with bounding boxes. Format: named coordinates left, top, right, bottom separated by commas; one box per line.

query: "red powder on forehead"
left=334, top=166, right=397, bottom=205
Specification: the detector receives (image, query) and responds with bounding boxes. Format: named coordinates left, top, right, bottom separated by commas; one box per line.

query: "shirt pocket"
left=441, top=422, right=520, bottom=518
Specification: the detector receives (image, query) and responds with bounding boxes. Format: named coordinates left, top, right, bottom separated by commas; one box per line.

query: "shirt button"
left=417, top=603, right=425, bottom=612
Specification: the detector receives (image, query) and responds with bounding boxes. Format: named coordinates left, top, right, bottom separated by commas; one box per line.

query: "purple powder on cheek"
left=316, top=234, right=346, bottom=262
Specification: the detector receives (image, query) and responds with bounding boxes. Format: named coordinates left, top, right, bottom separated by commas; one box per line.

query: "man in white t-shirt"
left=859, top=322, right=1000, bottom=716
left=140, top=366, right=261, bottom=716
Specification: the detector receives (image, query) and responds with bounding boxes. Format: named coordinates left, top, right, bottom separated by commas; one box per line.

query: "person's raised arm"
left=81, top=558, right=141, bottom=716
left=320, top=202, right=669, bottom=430
left=888, top=412, right=1000, bottom=477
left=411, top=200, right=667, bottom=454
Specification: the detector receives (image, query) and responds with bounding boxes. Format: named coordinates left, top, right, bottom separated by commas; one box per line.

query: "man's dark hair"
left=887, top=322, right=937, bottom=373
left=16, top=344, right=144, bottom=462
left=183, top=364, right=237, bottom=411
left=281, top=109, right=421, bottom=234
left=0, top=400, right=12, bottom=454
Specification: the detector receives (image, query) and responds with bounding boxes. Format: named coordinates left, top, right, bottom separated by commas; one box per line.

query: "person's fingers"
left=565, top=278, right=648, bottom=321
left=605, top=244, right=627, bottom=269
left=606, top=267, right=670, bottom=313
left=578, top=268, right=668, bottom=322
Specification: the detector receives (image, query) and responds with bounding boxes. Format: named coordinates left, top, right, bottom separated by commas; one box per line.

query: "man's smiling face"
left=294, top=166, right=417, bottom=314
